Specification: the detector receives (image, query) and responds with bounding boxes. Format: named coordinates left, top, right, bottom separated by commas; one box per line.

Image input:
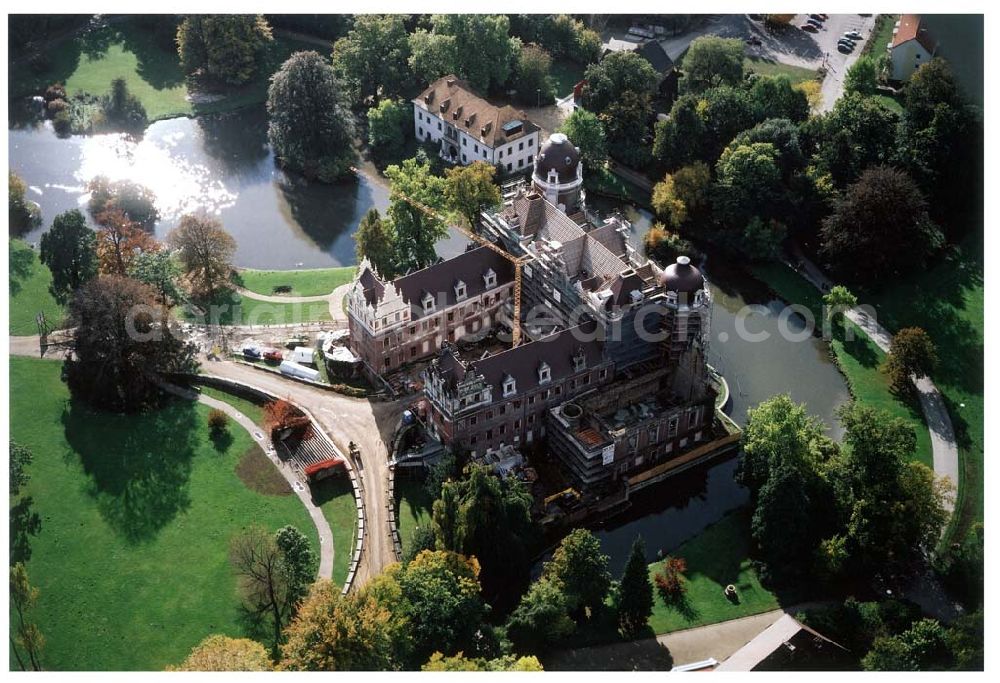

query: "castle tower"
left=532, top=132, right=584, bottom=213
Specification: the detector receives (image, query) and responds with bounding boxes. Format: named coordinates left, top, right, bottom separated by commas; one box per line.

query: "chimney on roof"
left=523, top=191, right=545, bottom=234
left=447, top=77, right=456, bottom=87
left=481, top=121, right=492, bottom=137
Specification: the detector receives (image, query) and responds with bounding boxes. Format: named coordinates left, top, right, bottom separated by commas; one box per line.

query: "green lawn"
left=863, top=232, right=984, bottom=537
left=197, top=385, right=266, bottom=425
left=753, top=262, right=932, bottom=467
left=865, top=14, right=900, bottom=56
left=550, top=57, right=586, bottom=97
left=9, top=19, right=322, bottom=121
left=874, top=93, right=904, bottom=114
left=237, top=266, right=356, bottom=298
left=395, top=478, right=434, bottom=556
left=179, top=290, right=333, bottom=326
left=311, top=477, right=359, bottom=589
left=9, top=239, right=65, bottom=335
left=9, top=357, right=318, bottom=670
left=647, top=509, right=781, bottom=634
left=744, top=57, right=819, bottom=85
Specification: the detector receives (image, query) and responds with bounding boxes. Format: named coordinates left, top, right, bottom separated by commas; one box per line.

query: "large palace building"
left=347, top=133, right=721, bottom=489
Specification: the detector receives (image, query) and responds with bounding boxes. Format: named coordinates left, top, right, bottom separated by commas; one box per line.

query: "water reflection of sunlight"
left=74, top=131, right=237, bottom=220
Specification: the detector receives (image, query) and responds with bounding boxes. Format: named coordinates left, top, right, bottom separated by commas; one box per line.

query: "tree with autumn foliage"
left=653, top=556, right=688, bottom=604
left=167, top=214, right=237, bottom=300
left=94, top=208, right=160, bottom=276
left=422, top=652, right=544, bottom=671
left=170, top=635, right=272, bottom=671
left=280, top=579, right=410, bottom=671
left=263, top=399, right=313, bottom=441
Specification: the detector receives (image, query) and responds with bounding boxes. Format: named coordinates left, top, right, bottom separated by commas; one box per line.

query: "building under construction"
left=347, top=133, right=728, bottom=491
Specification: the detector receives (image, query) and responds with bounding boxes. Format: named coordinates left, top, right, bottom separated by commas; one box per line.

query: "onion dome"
left=534, top=133, right=580, bottom=183
left=659, top=255, right=705, bottom=294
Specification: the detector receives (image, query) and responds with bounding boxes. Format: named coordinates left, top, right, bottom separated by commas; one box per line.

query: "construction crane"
left=351, top=167, right=532, bottom=347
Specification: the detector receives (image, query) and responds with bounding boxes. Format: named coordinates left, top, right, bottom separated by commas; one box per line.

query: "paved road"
left=235, top=287, right=331, bottom=304
left=788, top=246, right=959, bottom=510
left=201, top=358, right=408, bottom=588
left=807, top=14, right=879, bottom=111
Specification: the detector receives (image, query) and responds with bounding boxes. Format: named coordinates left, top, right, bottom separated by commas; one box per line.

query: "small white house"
left=888, top=14, right=938, bottom=81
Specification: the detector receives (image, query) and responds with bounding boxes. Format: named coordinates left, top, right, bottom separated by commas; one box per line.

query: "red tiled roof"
left=303, top=458, right=345, bottom=477
left=893, top=14, right=937, bottom=53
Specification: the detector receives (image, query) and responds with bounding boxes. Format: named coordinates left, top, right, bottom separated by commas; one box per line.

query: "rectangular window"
left=507, top=163, right=512, bottom=172
left=474, top=144, right=479, bottom=152
left=462, top=154, right=467, bottom=162
left=519, top=142, right=524, bottom=151
left=498, top=150, right=503, bottom=159
left=437, top=122, right=442, bottom=130
left=418, top=127, right=424, bottom=137
left=527, top=154, right=533, bottom=164
left=529, top=137, right=534, bottom=147
left=482, top=150, right=487, bottom=158
left=462, top=138, right=467, bottom=146
left=518, top=158, right=524, bottom=167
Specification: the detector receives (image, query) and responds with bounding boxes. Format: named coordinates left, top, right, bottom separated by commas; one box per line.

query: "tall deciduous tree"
left=444, top=161, right=501, bottom=229
left=511, top=43, right=554, bottom=106
left=167, top=214, right=236, bottom=300
left=432, top=464, right=533, bottom=596
left=425, top=14, right=520, bottom=92
left=617, top=536, right=653, bottom=637
left=171, top=635, right=272, bottom=671
left=367, top=99, right=410, bottom=164
left=128, top=250, right=185, bottom=306
left=844, top=55, right=881, bottom=97
left=274, top=525, right=315, bottom=604
left=280, top=579, right=408, bottom=671
left=883, top=327, right=938, bottom=394
left=750, top=75, right=810, bottom=122
left=819, top=166, right=943, bottom=285
left=559, top=109, right=607, bottom=169
left=10, top=440, right=32, bottom=496
left=87, top=176, right=159, bottom=229
left=66, top=276, right=197, bottom=411
left=384, top=156, right=448, bottom=273
left=332, top=15, right=411, bottom=104
left=177, top=14, right=273, bottom=85
left=713, top=141, right=783, bottom=228
left=39, top=209, right=98, bottom=304
left=94, top=209, right=160, bottom=276
left=679, top=36, right=745, bottom=94
left=10, top=563, right=43, bottom=671
left=504, top=577, right=575, bottom=654
left=354, top=208, right=397, bottom=279
left=653, top=95, right=706, bottom=169
left=542, top=528, right=611, bottom=619
left=267, top=51, right=357, bottom=183
left=583, top=50, right=658, bottom=115
left=229, top=525, right=295, bottom=654
left=9, top=171, right=41, bottom=236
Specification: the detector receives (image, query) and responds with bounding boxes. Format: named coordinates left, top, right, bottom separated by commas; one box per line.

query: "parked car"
left=263, top=348, right=284, bottom=363
left=838, top=43, right=853, bottom=53
left=818, top=14, right=829, bottom=20
left=800, top=24, right=818, bottom=33
left=809, top=14, right=824, bottom=22
left=243, top=347, right=261, bottom=360
left=284, top=336, right=308, bottom=348
left=844, top=30, right=862, bottom=40
left=807, top=18, right=823, bottom=28
left=838, top=38, right=857, bottom=48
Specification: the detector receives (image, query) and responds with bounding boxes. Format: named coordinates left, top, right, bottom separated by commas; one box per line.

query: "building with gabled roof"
left=413, top=75, right=540, bottom=172
left=888, top=14, right=939, bottom=81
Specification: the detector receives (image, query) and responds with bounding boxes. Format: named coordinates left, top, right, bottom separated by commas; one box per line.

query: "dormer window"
left=503, top=375, right=516, bottom=397
left=572, top=350, right=586, bottom=372
left=538, top=362, right=551, bottom=385
left=483, top=268, right=497, bottom=289
left=422, top=292, right=435, bottom=313
left=454, top=279, right=467, bottom=300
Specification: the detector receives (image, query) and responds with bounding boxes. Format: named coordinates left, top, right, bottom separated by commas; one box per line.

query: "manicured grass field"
left=865, top=14, right=900, bottom=57
left=179, top=291, right=333, bottom=326
left=312, top=477, right=359, bottom=589
left=395, top=478, right=434, bottom=556
left=864, top=232, right=984, bottom=537
left=647, top=509, right=780, bottom=634
left=753, top=262, right=933, bottom=467
left=9, top=19, right=322, bottom=121
left=8, top=357, right=317, bottom=671
left=197, top=385, right=266, bottom=425
left=8, top=239, right=65, bottom=335
left=237, top=266, right=357, bottom=298
left=744, top=57, right=819, bottom=85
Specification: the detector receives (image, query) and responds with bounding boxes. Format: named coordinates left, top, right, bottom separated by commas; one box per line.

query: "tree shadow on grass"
left=836, top=322, right=880, bottom=370
left=10, top=496, right=42, bottom=564
left=62, top=397, right=199, bottom=544
left=209, top=426, right=234, bottom=452
left=8, top=242, right=36, bottom=297
left=118, top=22, right=187, bottom=91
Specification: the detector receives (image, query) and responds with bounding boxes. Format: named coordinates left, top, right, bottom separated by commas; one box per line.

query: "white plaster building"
left=412, top=75, right=540, bottom=174
left=888, top=14, right=939, bottom=81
